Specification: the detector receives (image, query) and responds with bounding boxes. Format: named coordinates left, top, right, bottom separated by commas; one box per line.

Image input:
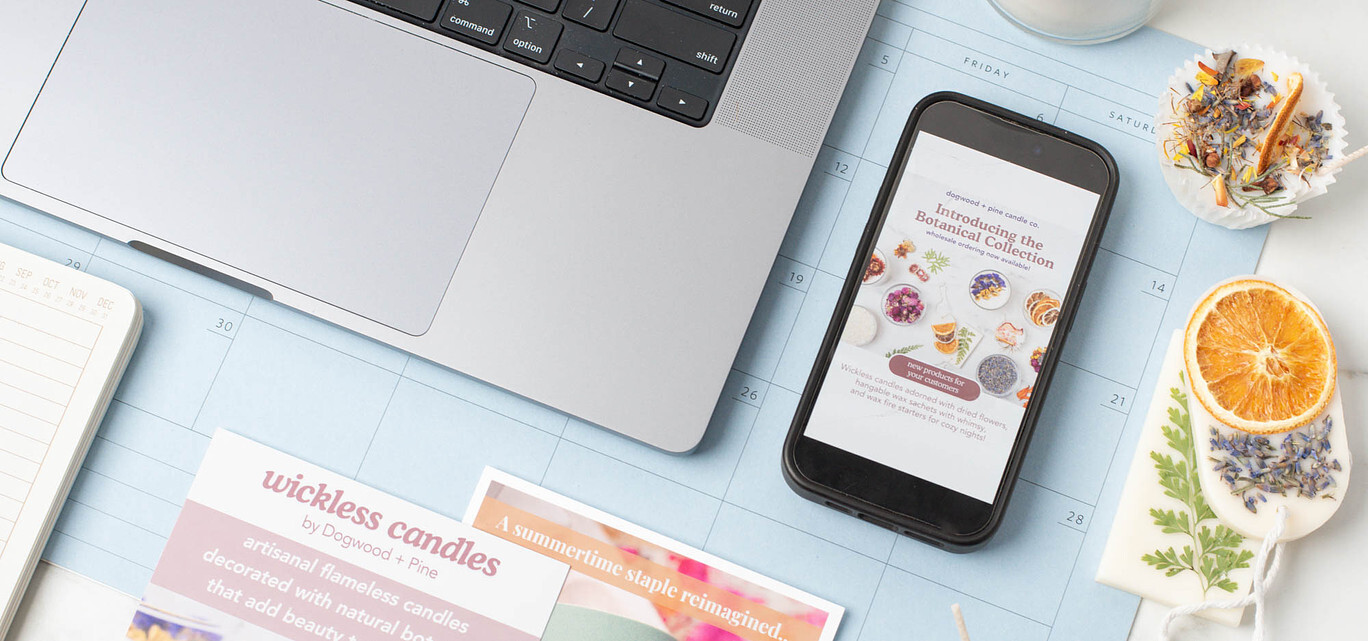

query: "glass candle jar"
left=987, top=0, right=1166, bottom=45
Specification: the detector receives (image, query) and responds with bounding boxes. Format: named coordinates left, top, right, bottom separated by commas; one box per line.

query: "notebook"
left=0, top=241, right=141, bottom=634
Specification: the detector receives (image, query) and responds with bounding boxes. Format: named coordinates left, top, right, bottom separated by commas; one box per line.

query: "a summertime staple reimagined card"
left=125, top=431, right=568, bottom=641
left=463, top=468, right=845, bottom=641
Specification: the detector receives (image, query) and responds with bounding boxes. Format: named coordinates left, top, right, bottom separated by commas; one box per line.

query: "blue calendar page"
left=0, top=1, right=1266, bottom=639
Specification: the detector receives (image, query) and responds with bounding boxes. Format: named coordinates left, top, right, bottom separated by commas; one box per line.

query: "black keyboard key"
left=555, top=49, right=605, bottom=82
left=439, top=0, right=512, bottom=45
left=605, top=68, right=656, bottom=100
left=661, top=0, right=751, bottom=27
left=614, top=48, right=665, bottom=80
left=658, top=86, right=706, bottom=120
left=563, top=0, right=619, bottom=31
left=503, top=11, right=562, bottom=63
left=614, top=0, right=735, bottom=73
left=372, top=0, right=444, bottom=21
left=516, top=0, right=560, bottom=11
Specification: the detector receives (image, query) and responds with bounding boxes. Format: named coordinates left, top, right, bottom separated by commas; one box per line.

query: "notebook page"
left=0, top=243, right=140, bottom=630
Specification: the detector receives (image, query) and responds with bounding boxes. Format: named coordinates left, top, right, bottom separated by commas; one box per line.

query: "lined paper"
left=0, top=242, right=139, bottom=635
left=0, top=289, right=101, bottom=549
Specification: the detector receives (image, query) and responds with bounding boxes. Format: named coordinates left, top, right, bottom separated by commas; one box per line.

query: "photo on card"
left=463, top=468, right=844, bottom=641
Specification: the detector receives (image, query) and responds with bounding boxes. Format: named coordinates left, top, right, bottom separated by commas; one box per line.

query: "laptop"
left=0, top=0, right=878, bottom=452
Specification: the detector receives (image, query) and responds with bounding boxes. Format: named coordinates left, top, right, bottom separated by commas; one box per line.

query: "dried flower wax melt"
left=1097, top=333, right=1259, bottom=626
left=1105, top=278, right=1353, bottom=637
left=862, top=249, right=888, bottom=285
left=975, top=354, right=1017, bottom=397
left=882, top=284, right=924, bottom=325
left=1183, top=277, right=1350, bottom=540
left=969, top=270, right=1009, bottom=310
left=1023, top=289, right=1060, bottom=327
left=943, top=324, right=982, bottom=369
left=994, top=321, right=1024, bottom=348
left=1103, top=282, right=1352, bottom=634
left=1157, top=45, right=1348, bottom=229
left=931, top=320, right=958, bottom=354
left=1191, top=382, right=1350, bottom=541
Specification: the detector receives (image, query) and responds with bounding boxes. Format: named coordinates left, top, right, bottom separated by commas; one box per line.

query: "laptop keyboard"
left=353, top=0, right=759, bottom=126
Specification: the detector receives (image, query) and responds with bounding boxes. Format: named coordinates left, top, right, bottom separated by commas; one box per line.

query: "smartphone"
left=782, top=93, right=1117, bottom=551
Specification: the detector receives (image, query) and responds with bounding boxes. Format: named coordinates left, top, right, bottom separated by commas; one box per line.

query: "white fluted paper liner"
left=1156, top=45, right=1348, bottom=229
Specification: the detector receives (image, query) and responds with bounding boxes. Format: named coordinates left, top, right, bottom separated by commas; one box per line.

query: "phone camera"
left=1032, top=145, right=1042, bottom=155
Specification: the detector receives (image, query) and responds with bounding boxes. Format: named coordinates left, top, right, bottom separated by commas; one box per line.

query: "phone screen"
left=802, top=129, right=1103, bottom=505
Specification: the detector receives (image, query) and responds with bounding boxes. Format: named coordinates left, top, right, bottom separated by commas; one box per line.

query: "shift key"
left=614, top=0, right=736, bottom=73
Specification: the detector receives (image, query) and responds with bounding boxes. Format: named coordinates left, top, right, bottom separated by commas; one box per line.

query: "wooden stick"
left=1324, top=144, right=1368, bottom=173
left=951, top=603, right=971, bottom=641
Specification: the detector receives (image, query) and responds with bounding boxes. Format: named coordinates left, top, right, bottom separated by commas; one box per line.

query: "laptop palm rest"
left=2, top=0, right=534, bottom=335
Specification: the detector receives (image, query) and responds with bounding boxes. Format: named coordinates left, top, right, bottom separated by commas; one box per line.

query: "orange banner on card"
left=473, top=497, right=822, bottom=641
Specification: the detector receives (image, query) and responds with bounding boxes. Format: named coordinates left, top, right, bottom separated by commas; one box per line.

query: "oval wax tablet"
left=1192, top=390, right=1351, bottom=541
left=1184, top=278, right=1352, bottom=541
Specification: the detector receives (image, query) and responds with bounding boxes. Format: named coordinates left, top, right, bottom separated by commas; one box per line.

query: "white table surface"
left=6, top=1, right=1366, bottom=640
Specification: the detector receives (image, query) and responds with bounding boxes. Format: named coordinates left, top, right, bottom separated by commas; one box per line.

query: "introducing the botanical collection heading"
left=914, top=198, right=1057, bottom=269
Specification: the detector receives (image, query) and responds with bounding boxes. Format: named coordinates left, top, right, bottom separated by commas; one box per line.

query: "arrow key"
left=554, top=50, right=605, bottom=83
left=605, top=68, right=657, bottom=101
left=614, top=48, right=665, bottom=80
left=657, top=86, right=707, bottom=120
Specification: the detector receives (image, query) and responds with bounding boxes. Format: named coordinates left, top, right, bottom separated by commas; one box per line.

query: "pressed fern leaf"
left=1141, top=384, right=1251, bottom=596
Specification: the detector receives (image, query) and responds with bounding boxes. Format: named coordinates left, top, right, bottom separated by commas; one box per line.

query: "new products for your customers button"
left=888, top=355, right=980, bottom=401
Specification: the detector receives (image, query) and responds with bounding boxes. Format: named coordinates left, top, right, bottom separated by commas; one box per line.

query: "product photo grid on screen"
left=0, top=1, right=1265, bottom=641
left=803, top=130, right=1104, bottom=507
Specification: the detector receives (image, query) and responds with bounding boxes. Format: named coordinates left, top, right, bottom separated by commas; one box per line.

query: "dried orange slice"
left=1255, top=72, right=1303, bottom=175
left=1183, top=278, right=1336, bottom=434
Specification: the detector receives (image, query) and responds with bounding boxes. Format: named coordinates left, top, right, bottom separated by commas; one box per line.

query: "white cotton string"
left=1159, top=505, right=1290, bottom=641
left=950, top=603, right=971, bottom=641
left=1323, top=144, right=1368, bottom=173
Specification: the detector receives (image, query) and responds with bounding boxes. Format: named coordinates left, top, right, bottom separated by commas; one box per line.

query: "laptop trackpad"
left=3, top=0, right=534, bottom=335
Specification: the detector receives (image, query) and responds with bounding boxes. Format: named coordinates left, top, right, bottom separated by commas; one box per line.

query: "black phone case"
left=781, top=91, right=1119, bottom=552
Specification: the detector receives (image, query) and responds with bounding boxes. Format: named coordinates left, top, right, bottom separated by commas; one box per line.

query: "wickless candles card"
left=125, top=431, right=568, bottom=641
left=464, top=469, right=845, bottom=641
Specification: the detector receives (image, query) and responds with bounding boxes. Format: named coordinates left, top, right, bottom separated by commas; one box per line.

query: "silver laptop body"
left=0, top=0, right=877, bottom=452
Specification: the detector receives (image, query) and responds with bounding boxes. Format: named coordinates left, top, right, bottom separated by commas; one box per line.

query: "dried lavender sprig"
left=1208, top=416, right=1340, bottom=513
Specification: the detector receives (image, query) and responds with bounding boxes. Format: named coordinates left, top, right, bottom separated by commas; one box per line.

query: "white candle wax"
left=989, top=0, right=1164, bottom=44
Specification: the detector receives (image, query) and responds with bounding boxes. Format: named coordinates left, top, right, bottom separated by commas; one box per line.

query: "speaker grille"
left=715, top=0, right=877, bottom=157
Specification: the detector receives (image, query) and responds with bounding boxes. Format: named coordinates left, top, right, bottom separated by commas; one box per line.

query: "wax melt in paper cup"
left=1156, top=45, right=1347, bottom=229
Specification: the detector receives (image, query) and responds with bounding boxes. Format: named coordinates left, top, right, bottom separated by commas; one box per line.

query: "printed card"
left=463, top=468, right=844, bottom=641
left=126, top=431, right=568, bottom=641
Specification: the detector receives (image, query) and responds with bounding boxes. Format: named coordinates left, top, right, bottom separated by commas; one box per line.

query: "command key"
left=440, top=0, right=514, bottom=45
